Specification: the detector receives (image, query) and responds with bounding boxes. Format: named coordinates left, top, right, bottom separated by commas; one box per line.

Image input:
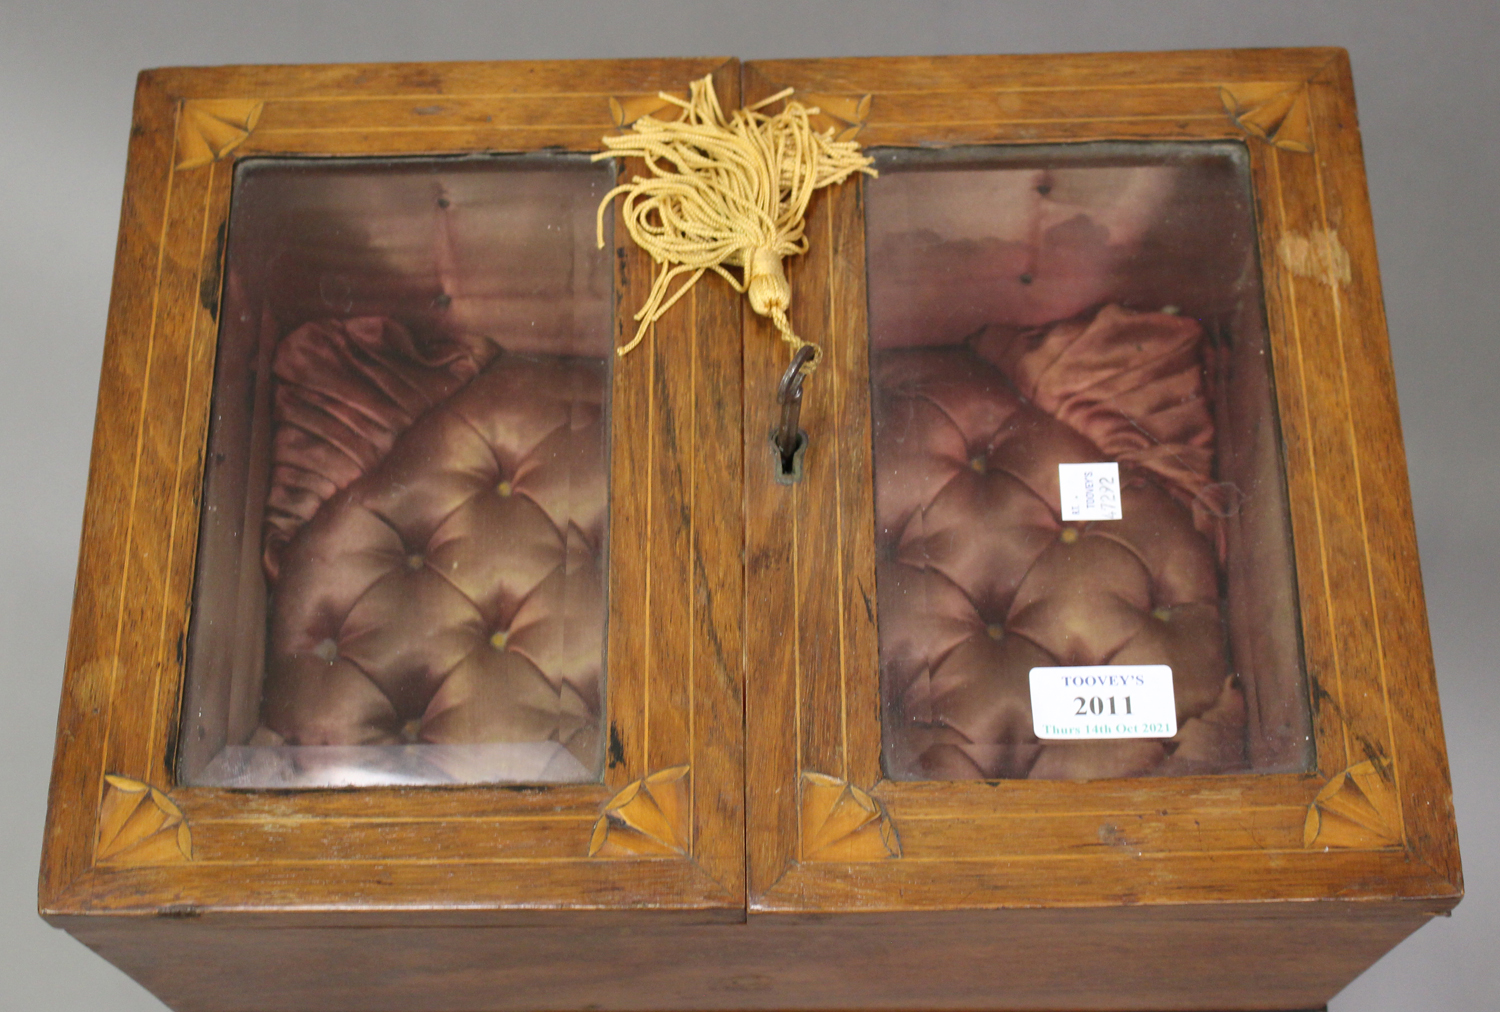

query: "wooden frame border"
left=41, top=57, right=746, bottom=920
left=40, top=44, right=1462, bottom=938
left=742, top=50, right=1461, bottom=913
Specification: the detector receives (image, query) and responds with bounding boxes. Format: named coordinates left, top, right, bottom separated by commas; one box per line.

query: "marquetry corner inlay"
left=1220, top=83, right=1313, bottom=153
left=608, top=92, right=690, bottom=129
left=1304, top=760, right=1402, bottom=850
left=176, top=99, right=263, bottom=170
left=97, top=775, right=192, bottom=865
left=801, top=772, right=900, bottom=861
left=800, top=93, right=873, bottom=142
left=588, top=765, right=691, bottom=857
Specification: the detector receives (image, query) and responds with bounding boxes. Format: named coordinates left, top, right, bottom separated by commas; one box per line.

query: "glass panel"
left=179, top=156, right=613, bottom=788
left=866, top=143, right=1311, bottom=781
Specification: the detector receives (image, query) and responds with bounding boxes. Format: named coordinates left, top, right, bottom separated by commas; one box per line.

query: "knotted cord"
left=595, top=75, right=875, bottom=373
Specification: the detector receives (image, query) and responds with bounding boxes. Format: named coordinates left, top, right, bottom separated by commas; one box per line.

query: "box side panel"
left=52, top=902, right=1439, bottom=1012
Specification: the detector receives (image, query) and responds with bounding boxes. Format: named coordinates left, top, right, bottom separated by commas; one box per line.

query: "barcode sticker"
left=1058, top=462, right=1123, bottom=521
left=1029, top=665, right=1177, bottom=739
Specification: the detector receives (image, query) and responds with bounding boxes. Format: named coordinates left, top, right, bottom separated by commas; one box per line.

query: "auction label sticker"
left=1058, top=462, right=1123, bottom=521
left=1030, top=665, right=1177, bottom=739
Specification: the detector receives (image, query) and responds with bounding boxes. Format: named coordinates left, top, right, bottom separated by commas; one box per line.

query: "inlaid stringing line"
left=146, top=161, right=218, bottom=777
left=1306, top=87, right=1404, bottom=841
left=1270, top=144, right=1350, bottom=772
left=97, top=102, right=182, bottom=813
left=828, top=200, right=850, bottom=784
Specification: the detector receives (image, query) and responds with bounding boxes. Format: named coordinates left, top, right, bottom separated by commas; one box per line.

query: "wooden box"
left=41, top=50, right=1460, bottom=1012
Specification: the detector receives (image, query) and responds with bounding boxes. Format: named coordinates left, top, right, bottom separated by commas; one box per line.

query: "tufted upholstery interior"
left=262, top=350, right=608, bottom=767
left=228, top=160, right=613, bottom=359
left=874, top=306, right=1247, bottom=780
left=861, top=150, right=1304, bottom=781
left=175, top=158, right=617, bottom=786
left=184, top=151, right=1304, bottom=787
left=262, top=317, right=498, bottom=583
left=866, top=164, right=1181, bottom=344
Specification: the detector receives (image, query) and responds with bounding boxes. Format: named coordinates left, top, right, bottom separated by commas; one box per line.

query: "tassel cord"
left=594, top=75, right=874, bottom=369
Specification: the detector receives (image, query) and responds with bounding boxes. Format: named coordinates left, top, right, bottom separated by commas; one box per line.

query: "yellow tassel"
left=595, top=75, right=875, bottom=373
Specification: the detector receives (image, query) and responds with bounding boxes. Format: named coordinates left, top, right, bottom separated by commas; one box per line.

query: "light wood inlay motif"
left=608, top=92, right=689, bottom=128
left=176, top=99, right=263, bottom=170
left=1220, top=83, right=1313, bottom=153
left=588, top=765, right=691, bottom=857
left=801, top=772, right=900, bottom=861
left=1304, top=760, right=1402, bottom=849
left=96, top=775, right=192, bottom=865
left=800, top=93, right=873, bottom=141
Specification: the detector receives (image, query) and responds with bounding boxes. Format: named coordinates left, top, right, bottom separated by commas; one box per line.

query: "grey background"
left=1, top=1, right=1493, bottom=1009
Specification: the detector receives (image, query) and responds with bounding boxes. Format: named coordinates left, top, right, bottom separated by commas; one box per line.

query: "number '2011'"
left=1073, top=695, right=1132, bottom=716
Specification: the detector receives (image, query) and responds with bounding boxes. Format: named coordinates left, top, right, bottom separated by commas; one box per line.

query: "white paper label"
left=1030, top=665, right=1177, bottom=739
left=1058, top=461, right=1123, bottom=521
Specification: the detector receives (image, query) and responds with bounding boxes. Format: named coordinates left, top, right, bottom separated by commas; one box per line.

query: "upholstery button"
left=263, top=353, right=608, bottom=760
left=869, top=314, right=1235, bottom=781
left=1019, top=273, right=1034, bottom=285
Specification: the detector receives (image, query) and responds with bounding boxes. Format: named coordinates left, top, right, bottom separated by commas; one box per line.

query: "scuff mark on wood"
left=1278, top=229, right=1351, bottom=288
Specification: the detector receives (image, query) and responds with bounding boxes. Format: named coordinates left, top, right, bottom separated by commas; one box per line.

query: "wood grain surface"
left=40, top=48, right=1460, bottom=1012
left=54, top=903, right=1427, bottom=1012
left=742, top=47, right=1458, bottom=913
left=40, top=56, right=746, bottom=924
